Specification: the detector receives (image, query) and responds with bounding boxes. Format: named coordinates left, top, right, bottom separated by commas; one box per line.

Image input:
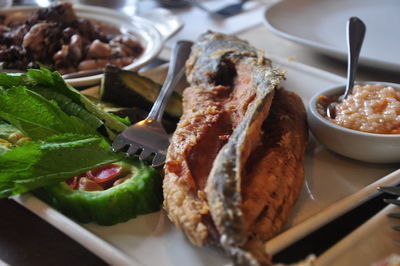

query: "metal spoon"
left=326, top=17, right=366, bottom=119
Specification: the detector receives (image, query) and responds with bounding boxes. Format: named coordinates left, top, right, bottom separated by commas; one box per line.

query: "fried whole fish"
left=163, top=32, right=308, bottom=265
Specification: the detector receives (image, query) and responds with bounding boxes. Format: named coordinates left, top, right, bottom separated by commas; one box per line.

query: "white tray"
left=14, top=57, right=400, bottom=265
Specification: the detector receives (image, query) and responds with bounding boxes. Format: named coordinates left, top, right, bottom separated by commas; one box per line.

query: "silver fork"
left=378, top=186, right=400, bottom=231
left=112, top=40, right=193, bottom=167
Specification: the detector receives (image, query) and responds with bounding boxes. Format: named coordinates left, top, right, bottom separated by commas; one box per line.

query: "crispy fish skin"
left=242, top=89, right=308, bottom=265
left=164, top=32, right=283, bottom=248
left=206, top=88, right=308, bottom=266
left=185, top=32, right=262, bottom=87
left=200, top=33, right=281, bottom=256
left=164, top=84, right=230, bottom=246
left=242, top=89, right=308, bottom=242
left=164, top=32, right=308, bottom=265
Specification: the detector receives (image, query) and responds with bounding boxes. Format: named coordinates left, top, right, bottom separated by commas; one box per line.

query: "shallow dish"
left=308, top=82, right=400, bottom=164
left=0, top=5, right=182, bottom=87
left=263, top=0, right=400, bottom=72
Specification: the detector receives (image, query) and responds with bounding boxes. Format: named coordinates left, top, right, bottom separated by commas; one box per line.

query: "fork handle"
left=147, top=40, right=193, bottom=122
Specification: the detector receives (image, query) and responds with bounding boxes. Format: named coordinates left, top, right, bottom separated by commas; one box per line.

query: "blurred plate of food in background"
left=0, top=3, right=183, bottom=86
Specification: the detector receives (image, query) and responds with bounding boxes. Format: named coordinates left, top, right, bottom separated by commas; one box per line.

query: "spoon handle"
left=343, top=17, right=366, bottom=100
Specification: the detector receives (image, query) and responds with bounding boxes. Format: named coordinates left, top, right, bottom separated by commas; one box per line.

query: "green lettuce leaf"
left=31, top=87, right=103, bottom=130
left=0, top=70, right=131, bottom=199
left=0, top=134, right=125, bottom=197
left=108, top=113, right=131, bottom=126
left=25, top=69, right=128, bottom=139
left=0, top=73, right=23, bottom=87
left=0, top=86, right=97, bottom=140
left=0, top=69, right=127, bottom=140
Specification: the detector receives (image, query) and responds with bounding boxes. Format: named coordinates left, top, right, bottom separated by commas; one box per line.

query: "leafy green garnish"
left=108, top=113, right=131, bottom=126
left=0, top=69, right=130, bottom=198
left=0, top=146, right=8, bottom=155
left=0, top=134, right=125, bottom=197
left=0, top=73, right=23, bottom=87
left=0, top=86, right=97, bottom=140
left=0, top=69, right=127, bottom=140
left=31, top=87, right=103, bottom=130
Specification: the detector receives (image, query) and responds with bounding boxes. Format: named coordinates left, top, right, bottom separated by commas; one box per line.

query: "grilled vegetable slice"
left=34, top=159, right=162, bottom=225
left=100, top=65, right=182, bottom=117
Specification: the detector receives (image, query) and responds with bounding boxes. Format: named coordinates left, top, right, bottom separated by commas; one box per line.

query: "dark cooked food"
left=0, top=3, right=143, bottom=74
left=163, top=32, right=308, bottom=265
left=99, top=65, right=182, bottom=133
left=100, top=65, right=183, bottom=118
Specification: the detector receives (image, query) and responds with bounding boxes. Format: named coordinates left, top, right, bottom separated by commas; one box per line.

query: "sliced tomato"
left=66, top=176, right=79, bottom=189
left=86, top=164, right=123, bottom=184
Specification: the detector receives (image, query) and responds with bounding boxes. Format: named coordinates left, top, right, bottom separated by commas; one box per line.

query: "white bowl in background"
left=307, top=82, right=400, bottom=164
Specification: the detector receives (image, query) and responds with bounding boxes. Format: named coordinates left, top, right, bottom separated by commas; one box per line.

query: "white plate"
left=0, top=5, right=183, bottom=87
left=263, top=0, right=400, bottom=72
left=316, top=204, right=400, bottom=265
left=14, top=57, right=400, bottom=265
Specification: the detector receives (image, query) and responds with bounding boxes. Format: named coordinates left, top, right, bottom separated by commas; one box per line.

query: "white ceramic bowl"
left=307, top=82, right=400, bottom=164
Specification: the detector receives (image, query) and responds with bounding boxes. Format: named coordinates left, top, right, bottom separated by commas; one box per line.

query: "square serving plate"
left=14, top=56, right=400, bottom=265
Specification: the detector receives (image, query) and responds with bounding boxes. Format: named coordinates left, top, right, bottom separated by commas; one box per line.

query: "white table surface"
left=158, top=0, right=400, bottom=85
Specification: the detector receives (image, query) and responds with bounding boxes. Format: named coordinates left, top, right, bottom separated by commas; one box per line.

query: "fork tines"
left=112, top=135, right=166, bottom=167
left=379, top=185, right=400, bottom=231
left=393, top=225, right=400, bottom=232
left=378, top=186, right=400, bottom=196
left=384, top=198, right=400, bottom=206
left=388, top=212, right=400, bottom=219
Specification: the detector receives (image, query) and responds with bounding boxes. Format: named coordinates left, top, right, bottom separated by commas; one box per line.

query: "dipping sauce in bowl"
left=308, top=82, right=400, bottom=163
left=317, top=84, right=400, bottom=134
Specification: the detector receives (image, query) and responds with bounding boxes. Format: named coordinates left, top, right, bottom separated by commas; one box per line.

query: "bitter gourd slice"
left=34, top=158, right=162, bottom=225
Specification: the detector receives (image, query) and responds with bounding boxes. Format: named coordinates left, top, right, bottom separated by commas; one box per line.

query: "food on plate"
left=318, top=84, right=400, bottom=134
left=100, top=65, right=182, bottom=118
left=163, top=32, right=308, bottom=265
left=94, top=64, right=181, bottom=134
left=0, top=3, right=143, bottom=74
left=0, top=69, right=162, bottom=225
left=35, top=159, right=162, bottom=225
left=0, top=122, right=31, bottom=153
